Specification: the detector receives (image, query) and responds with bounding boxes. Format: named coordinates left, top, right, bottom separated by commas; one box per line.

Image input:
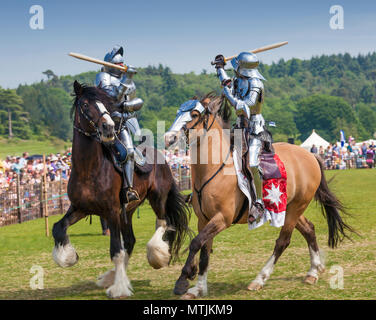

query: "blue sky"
left=1, top=0, right=376, bottom=88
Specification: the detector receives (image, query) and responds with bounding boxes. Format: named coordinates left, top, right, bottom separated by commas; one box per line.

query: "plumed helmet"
left=231, top=52, right=266, bottom=80
left=103, top=45, right=125, bottom=76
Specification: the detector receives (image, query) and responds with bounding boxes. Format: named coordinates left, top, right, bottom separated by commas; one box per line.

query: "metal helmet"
left=103, top=45, right=125, bottom=76
left=231, top=52, right=265, bottom=80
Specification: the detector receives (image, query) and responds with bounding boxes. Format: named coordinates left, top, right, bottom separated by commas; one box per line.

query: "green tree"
left=0, top=89, right=32, bottom=138
left=356, top=103, right=376, bottom=138
left=295, top=94, right=364, bottom=141
left=360, top=84, right=375, bottom=103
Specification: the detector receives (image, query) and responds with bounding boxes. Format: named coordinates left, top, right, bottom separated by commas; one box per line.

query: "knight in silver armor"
left=213, top=52, right=266, bottom=222
left=95, top=45, right=143, bottom=203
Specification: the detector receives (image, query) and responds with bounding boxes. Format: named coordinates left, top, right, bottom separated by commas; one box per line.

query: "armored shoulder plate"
left=95, top=72, right=121, bottom=99
left=119, top=73, right=137, bottom=100
left=249, top=78, right=264, bottom=91
left=95, top=72, right=112, bottom=88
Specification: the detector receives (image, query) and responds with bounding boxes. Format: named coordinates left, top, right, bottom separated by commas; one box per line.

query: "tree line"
left=1, top=52, right=376, bottom=143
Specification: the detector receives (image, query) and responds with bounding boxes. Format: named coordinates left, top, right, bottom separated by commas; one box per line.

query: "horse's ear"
left=201, top=98, right=211, bottom=107
left=73, top=80, right=83, bottom=97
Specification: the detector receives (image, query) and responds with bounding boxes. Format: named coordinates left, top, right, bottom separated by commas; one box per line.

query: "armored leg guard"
left=123, top=151, right=140, bottom=203
left=248, top=136, right=264, bottom=223
left=119, top=129, right=140, bottom=204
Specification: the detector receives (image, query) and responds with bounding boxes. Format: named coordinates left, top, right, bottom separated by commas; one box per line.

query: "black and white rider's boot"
left=123, top=156, right=140, bottom=203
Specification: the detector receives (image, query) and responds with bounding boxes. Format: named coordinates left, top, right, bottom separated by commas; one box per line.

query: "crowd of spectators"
left=164, top=148, right=190, bottom=170
left=0, top=147, right=193, bottom=191
left=310, top=138, right=376, bottom=170
left=0, top=149, right=72, bottom=189
left=3, top=136, right=373, bottom=191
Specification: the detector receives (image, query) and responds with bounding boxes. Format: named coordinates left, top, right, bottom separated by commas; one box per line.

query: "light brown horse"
left=165, top=94, right=355, bottom=299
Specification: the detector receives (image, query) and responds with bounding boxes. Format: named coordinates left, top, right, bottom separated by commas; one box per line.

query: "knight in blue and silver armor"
left=214, top=52, right=266, bottom=221
left=95, top=45, right=143, bottom=202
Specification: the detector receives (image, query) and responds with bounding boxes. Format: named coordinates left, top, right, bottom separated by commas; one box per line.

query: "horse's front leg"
left=52, top=205, right=85, bottom=267
left=181, top=237, right=213, bottom=300
left=104, top=211, right=133, bottom=299
left=174, top=213, right=227, bottom=296
left=97, top=210, right=135, bottom=294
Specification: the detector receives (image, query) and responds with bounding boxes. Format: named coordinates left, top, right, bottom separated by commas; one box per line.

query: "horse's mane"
left=70, top=84, right=115, bottom=119
left=198, top=92, right=233, bottom=128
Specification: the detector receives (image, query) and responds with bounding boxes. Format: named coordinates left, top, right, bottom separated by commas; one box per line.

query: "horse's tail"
left=165, top=178, right=194, bottom=263
left=314, top=155, right=357, bottom=248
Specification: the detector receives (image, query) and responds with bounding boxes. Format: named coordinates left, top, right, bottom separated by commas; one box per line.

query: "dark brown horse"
left=52, top=81, right=191, bottom=298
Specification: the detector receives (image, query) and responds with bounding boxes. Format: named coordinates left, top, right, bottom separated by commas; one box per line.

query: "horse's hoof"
left=247, top=281, right=263, bottom=291
left=304, top=275, right=318, bottom=285
left=181, top=293, right=197, bottom=300
left=174, top=278, right=189, bottom=295
left=52, top=244, right=79, bottom=268
left=106, top=283, right=133, bottom=299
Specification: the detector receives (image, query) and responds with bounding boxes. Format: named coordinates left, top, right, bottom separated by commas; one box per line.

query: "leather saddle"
left=106, top=136, right=153, bottom=175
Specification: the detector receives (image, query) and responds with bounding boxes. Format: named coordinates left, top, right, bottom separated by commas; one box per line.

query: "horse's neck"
left=190, top=116, right=231, bottom=185
left=72, top=131, right=104, bottom=177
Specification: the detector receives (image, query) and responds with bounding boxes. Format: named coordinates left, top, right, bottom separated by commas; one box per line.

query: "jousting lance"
left=211, top=41, right=288, bottom=65
left=68, top=52, right=128, bottom=72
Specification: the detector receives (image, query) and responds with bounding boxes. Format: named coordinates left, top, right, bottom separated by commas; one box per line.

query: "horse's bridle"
left=73, top=98, right=111, bottom=141
left=182, top=109, right=217, bottom=140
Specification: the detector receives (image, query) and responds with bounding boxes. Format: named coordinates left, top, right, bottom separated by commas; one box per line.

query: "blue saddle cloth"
left=111, top=138, right=128, bottom=164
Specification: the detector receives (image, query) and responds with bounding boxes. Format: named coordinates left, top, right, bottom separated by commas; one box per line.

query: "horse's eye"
left=83, top=103, right=89, bottom=109
left=191, top=113, right=199, bottom=119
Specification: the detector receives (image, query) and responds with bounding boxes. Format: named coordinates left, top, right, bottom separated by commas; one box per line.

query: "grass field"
left=0, top=138, right=70, bottom=159
left=0, top=169, right=375, bottom=300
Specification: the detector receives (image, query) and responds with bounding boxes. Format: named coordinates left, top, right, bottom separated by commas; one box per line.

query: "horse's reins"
left=183, top=110, right=230, bottom=221
left=194, top=146, right=231, bottom=221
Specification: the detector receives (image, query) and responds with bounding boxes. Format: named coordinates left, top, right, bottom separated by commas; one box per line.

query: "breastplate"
left=234, top=78, right=250, bottom=99
left=234, top=78, right=263, bottom=115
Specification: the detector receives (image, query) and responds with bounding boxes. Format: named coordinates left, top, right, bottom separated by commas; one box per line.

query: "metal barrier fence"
left=321, top=154, right=375, bottom=170
left=0, top=178, right=70, bottom=227
left=170, top=167, right=191, bottom=192
left=0, top=168, right=191, bottom=228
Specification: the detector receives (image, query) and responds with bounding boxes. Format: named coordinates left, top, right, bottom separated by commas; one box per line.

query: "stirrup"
left=125, top=188, right=140, bottom=203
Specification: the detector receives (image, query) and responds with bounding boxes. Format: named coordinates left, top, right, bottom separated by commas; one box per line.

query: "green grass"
left=0, top=138, right=70, bottom=159
left=0, top=169, right=375, bottom=300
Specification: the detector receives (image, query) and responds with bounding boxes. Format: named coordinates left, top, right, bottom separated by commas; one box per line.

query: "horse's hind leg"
left=248, top=222, right=295, bottom=291
left=296, top=215, right=325, bottom=284
left=52, top=205, right=85, bottom=267
left=247, top=203, right=306, bottom=291
left=146, top=192, right=171, bottom=269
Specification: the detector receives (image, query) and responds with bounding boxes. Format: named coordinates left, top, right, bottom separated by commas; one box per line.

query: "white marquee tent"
left=300, top=129, right=330, bottom=151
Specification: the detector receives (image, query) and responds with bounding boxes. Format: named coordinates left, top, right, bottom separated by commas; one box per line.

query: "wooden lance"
left=68, top=52, right=128, bottom=72
left=211, top=41, right=288, bottom=64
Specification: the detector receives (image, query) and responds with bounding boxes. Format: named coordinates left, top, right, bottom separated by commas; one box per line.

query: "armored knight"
left=95, top=45, right=143, bottom=203
left=213, top=52, right=266, bottom=222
